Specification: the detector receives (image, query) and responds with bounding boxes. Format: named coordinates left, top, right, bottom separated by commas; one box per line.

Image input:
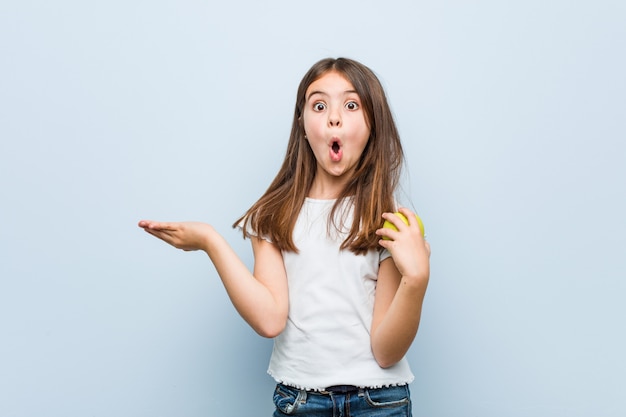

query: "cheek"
left=349, top=113, right=370, bottom=139
left=355, top=123, right=371, bottom=145
left=302, top=116, right=323, bottom=139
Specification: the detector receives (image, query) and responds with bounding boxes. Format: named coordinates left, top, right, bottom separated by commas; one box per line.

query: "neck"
left=307, top=172, right=351, bottom=200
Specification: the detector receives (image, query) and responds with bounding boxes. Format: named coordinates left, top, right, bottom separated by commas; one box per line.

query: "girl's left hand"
left=376, top=207, right=431, bottom=283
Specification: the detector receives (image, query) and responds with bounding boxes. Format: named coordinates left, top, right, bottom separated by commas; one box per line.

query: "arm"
left=370, top=208, right=431, bottom=368
left=138, top=220, right=289, bottom=338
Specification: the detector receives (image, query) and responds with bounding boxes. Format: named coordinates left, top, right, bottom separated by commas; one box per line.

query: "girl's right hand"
left=138, top=220, right=213, bottom=252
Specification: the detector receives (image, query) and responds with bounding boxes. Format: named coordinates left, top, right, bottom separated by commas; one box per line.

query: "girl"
left=138, top=57, right=431, bottom=416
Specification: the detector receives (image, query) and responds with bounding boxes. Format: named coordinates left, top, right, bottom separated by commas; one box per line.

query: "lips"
left=329, top=139, right=343, bottom=162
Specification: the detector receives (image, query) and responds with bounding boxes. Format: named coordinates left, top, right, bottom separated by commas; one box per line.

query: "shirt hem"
left=267, top=370, right=414, bottom=392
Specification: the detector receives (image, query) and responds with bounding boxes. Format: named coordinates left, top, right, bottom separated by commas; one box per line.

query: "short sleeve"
left=379, top=247, right=392, bottom=263
left=236, top=218, right=273, bottom=243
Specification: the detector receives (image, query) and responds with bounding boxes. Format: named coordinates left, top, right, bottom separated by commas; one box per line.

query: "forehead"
left=305, top=70, right=357, bottom=99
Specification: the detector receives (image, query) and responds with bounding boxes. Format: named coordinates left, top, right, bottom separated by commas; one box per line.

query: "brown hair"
left=233, top=57, right=405, bottom=255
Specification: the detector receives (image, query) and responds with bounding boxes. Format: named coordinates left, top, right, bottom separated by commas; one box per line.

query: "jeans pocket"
left=273, top=384, right=305, bottom=415
left=363, top=385, right=411, bottom=409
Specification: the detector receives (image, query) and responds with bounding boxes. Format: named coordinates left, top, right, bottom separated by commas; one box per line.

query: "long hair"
left=233, top=57, right=405, bottom=255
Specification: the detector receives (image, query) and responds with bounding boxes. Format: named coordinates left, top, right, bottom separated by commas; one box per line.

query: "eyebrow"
left=306, top=89, right=359, bottom=101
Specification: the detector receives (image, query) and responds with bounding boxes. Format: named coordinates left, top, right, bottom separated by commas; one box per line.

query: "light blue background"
left=1, top=1, right=624, bottom=416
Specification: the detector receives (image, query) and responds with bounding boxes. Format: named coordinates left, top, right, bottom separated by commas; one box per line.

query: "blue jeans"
left=272, top=383, right=412, bottom=417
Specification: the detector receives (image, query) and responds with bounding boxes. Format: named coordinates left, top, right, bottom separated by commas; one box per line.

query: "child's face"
left=302, top=71, right=370, bottom=184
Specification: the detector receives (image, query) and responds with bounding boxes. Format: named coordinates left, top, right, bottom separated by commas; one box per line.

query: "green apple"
left=382, top=212, right=425, bottom=240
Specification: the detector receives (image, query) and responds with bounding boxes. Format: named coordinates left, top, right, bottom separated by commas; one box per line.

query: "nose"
left=328, top=107, right=341, bottom=127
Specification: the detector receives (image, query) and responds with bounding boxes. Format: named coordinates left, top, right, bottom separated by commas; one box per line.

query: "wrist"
left=202, top=224, right=224, bottom=254
left=400, top=274, right=429, bottom=292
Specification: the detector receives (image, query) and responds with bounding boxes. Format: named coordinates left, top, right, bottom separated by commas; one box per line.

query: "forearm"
left=371, top=277, right=427, bottom=368
left=202, top=229, right=287, bottom=338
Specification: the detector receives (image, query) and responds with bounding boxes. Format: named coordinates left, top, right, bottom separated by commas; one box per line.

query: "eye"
left=345, top=101, right=359, bottom=110
left=313, top=102, right=326, bottom=112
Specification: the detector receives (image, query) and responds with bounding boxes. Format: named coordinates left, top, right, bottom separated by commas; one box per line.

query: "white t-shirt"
left=245, top=197, right=414, bottom=391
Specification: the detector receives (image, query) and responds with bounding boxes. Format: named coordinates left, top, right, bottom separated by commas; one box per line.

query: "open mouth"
left=329, top=139, right=343, bottom=162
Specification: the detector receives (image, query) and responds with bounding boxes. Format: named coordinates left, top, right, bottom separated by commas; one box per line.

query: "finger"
left=143, top=228, right=169, bottom=244
left=397, top=208, right=426, bottom=240
left=377, top=238, right=393, bottom=250
left=381, top=212, right=405, bottom=230
left=143, top=227, right=166, bottom=240
left=376, top=227, right=398, bottom=242
left=138, top=220, right=154, bottom=228
left=144, top=227, right=176, bottom=241
left=397, top=207, right=416, bottom=226
left=146, top=221, right=179, bottom=231
left=138, top=220, right=166, bottom=230
left=397, top=207, right=414, bottom=217
left=144, top=229, right=185, bottom=249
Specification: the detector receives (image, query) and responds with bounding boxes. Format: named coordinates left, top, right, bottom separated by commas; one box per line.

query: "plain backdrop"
left=1, top=1, right=625, bottom=416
